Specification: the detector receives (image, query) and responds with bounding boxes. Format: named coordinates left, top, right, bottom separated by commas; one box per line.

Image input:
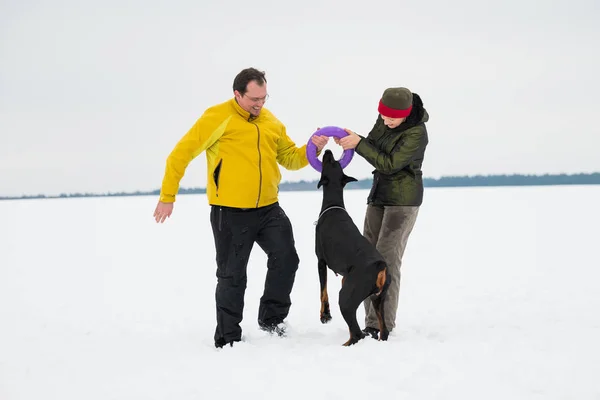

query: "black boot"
left=362, top=327, right=379, bottom=339
left=259, top=321, right=287, bottom=337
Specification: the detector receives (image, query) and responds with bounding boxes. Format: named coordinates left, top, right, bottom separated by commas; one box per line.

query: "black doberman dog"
left=315, top=149, right=390, bottom=346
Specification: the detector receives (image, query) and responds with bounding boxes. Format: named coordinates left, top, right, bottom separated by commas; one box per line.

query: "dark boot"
left=362, top=327, right=380, bottom=339
left=258, top=321, right=287, bottom=337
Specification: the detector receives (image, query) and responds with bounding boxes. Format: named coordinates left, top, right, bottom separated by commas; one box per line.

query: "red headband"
left=378, top=100, right=412, bottom=118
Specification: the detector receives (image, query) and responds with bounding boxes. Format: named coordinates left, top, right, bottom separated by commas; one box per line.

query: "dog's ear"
left=317, top=176, right=329, bottom=189
left=342, top=174, right=358, bottom=187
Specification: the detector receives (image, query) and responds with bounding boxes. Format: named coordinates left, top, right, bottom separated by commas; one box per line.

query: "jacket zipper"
left=254, top=123, right=262, bottom=207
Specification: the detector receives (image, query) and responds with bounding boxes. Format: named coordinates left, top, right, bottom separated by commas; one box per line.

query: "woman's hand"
left=337, top=129, right=361, bottom=150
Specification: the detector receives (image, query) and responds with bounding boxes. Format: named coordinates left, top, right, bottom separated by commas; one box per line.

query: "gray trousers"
left=362, top=204, right=419, bottom=331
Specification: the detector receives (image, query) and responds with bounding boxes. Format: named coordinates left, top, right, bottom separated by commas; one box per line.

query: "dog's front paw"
left=320, top=311, right=332, bottom=324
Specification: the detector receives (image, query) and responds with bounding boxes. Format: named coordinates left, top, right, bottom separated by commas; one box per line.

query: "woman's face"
left=381, top=115, right=406, bottom=129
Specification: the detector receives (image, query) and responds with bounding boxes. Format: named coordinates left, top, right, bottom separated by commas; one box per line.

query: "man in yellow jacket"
left=153, top=68, right=328, bottom=348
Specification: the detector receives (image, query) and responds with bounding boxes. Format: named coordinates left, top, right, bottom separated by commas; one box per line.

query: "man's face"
left=235, top=80, right=268, bottom=117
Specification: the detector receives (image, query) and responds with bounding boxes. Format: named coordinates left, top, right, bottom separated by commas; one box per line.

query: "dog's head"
left=317, top=149, right=357, bottom=189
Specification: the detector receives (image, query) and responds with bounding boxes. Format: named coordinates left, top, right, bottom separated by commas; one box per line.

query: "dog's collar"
left=314, top=206, right=346, bottom=226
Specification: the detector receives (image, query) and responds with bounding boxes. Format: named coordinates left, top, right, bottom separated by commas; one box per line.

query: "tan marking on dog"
left=375, top=269, right=387, bottom=295
left=376, top=312, right=384, bottom=341
left=320, top=288, right=329, bottom=314
left=343, top=328, right=352, bottom=346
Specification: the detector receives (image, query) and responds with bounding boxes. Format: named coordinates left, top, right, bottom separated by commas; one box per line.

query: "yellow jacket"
left=160, top=98, right=309, bottom=208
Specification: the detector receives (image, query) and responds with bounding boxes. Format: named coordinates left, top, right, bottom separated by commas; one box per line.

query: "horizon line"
left=2, top=171, right=600, bottom=200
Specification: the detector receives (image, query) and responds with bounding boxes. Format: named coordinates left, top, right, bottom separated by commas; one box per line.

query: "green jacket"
left=355, top=93, right=429, bottom=206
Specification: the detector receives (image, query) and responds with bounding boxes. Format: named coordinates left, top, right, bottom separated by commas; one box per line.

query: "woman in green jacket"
left=338, top=87, right=429, bottom=338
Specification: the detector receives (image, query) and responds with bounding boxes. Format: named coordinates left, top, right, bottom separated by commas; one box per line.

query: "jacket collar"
left=231, top=98, right=261, bottom=122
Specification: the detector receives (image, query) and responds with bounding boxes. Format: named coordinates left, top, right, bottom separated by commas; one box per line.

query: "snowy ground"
left=1, top=185, right=599, bottom=399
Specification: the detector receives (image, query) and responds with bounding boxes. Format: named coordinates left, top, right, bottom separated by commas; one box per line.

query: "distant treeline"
left=1, top=173, right=599, bottom=200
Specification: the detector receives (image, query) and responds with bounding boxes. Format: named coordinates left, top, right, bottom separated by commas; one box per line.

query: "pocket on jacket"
left=213, top=159, right=223, bottom=194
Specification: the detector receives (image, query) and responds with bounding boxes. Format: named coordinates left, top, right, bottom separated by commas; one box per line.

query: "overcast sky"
left=1, top=0, right=598, bottom=197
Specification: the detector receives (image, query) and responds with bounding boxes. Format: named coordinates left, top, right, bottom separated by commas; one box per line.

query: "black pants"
left=210, top=202, right=299, bottom=343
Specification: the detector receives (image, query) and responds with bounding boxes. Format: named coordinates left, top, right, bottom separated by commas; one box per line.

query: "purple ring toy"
left=306, top=126, right=355, bottom=172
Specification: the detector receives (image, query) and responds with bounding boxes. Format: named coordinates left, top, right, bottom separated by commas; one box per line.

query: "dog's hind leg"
left=371, top=268, right=391, bottom=341
left=318, top=259, right=332, bottom=323
left=338, top=274, right=367, bottom=346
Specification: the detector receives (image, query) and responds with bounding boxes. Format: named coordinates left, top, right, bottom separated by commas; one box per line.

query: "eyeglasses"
left=243, top=93, right=269, bottom=103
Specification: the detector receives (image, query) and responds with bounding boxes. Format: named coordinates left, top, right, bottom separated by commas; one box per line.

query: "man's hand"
left=154, top=201, right=174, bottom=223
left=311, top=134, right=329, bottom=152
left=337, top=129, right=361, bottom=150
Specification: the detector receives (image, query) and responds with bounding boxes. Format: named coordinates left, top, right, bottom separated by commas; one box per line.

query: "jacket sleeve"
left=355, top=125, right=427, bottom=175
left=276, top=125, right=309, bottom=170
left=159, top=111, right=230, bottom=202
